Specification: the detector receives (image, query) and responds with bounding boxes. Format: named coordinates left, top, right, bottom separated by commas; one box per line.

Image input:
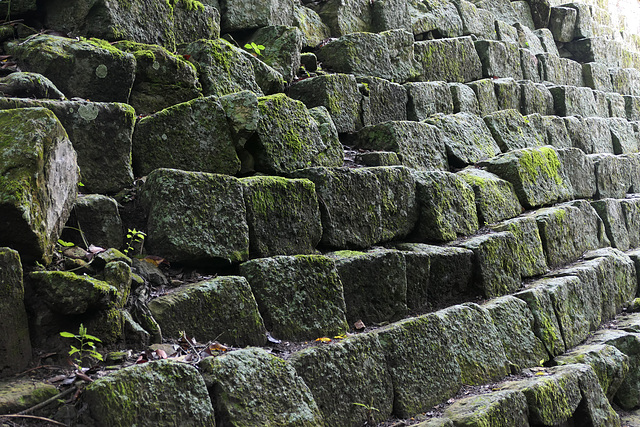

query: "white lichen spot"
left=78, top=104, right=100, bottom=121
left=95, top=64, right=108, bottom=78
left=152, top=61, right=161, bottom=70
left=161, top=134, right=168, bottom=141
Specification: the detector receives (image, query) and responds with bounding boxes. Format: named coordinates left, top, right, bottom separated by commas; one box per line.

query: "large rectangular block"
left=414, top=36, right=483, bottom=83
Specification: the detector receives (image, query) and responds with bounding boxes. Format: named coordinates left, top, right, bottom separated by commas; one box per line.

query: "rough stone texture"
left=591, top=199, right=631, bottom=251
left=626, top=96, right=640, bottom=121
left=550, top=85, right=598, bottom=117
left=444, top=390, right=529, bottom=427
left=0, top=72, right=65, bottom=100
left=250, top=93, right=341, bottom=174
left=564, top=116, right=614, bottom=154
left=400, top=249, right=431, bottom=312
left=112, top=41, right=201, bottom=115
left=519, top=81, right=554, bottom=115
left=408, top=0, right=463, bottom=37
left=82, top=360, right=214, bottom=426
left=290, top=333, right=393, bottom=426
left=413, top=36, right=483, bottom=83
left=220, top=0, right=295, bottom=31
left=404, top=81, right=454, bottom=120
left=148, top=276, right=266, bottom=346
left=133, top=96, right=239, bottom=177
left=62, top=194, right=123, bottom=250
left=0, top=378, right=59, bottom=415
left=589, top=153, right=634, bottom=199
left=240, top=176, right=322, bottom=258
left=534, top=115, right=572, bottom=149
left=180, top=38, right=263, bottom=97
left=372, top=0, right=412, bottom=32
left=483, top=109, right=544, bottom=152
left=219, top=90, right=259, bottom=150
left=549, top=6, right=577, bottom=42
left=199, top=348, right=323, bottom=426
left=521, top=48, right=542, bottom=83
left=0, top=107, right=79, bottom=264
left=466, top=78, right=499, bottom=116
left=308, top=106, right=344, bottom=165
left=480, top=146, right=570, bottom=209
left=474, top=40, right=523, bottom=80
left=490, top=215, right=548, bottom=278
left=457, top=168, right=522, bottom=225
left=411, top=170, right=479, bottom=242
left=0, top=248, right=31, bottom=376
left=375, top=313, right=462, bottom=417
left=436, top=303, right=510, bottom=385
left=610, top=67, right=640, bottom=97
left=395, top=243, right=475, bottom=306
left=622, top=197, right=640, bottom=248
left=583, top=62, right=614, bottom=92
left=7, top=35, right=135, bottom=103
left=535, top=201, right=608, bottom=268
left=140, top=168, right=249, bottom=265
left=239, top=255, right=348, bottom=341
left=317, top=30, right=416, bottom=83
left=314, top=0, right=371, bottom=36
left=606, top=92, right=627, bottom=118
left=329, top=249, right=407, bottom=325
left=357, top=121, right=448, bottom=171
left=609, top=117, right=639, bottom=154
left=241, top=49, right=287, bottom=95
left=556, top=344, right=629, bottom=401
left=425, top=112, right=501, bottom=168
left=359, top=77, right=408, bottom=126
left=534, top=28, right=557, bottom=55
left=556, top=147, right=597, bottom=200
left=293, top=4, right=332, bottom=48
left=455, top=0, right=496, bottom=40
left=250, top=25, right=303, bottom=83
left=483, top=296, right=548, bottom=369
left=289, top=73, right=362, bottom=134
left=455, top=232, right=521, bottom=298
left=0, top=97, right=135, bottom=194
left=449, top=82, right=481, bottom=114
left=514, top=285, right=566, bottom=356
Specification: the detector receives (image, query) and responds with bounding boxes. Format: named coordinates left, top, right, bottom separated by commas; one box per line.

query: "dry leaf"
left=354, top=320, right=366, bottom=330
left=315, top=337, right=331, bottom=343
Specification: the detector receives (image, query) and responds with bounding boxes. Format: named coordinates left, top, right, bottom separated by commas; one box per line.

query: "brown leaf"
left=354, top=320, right=366, bottom=330
left=155, top=349, right=167, bottom=359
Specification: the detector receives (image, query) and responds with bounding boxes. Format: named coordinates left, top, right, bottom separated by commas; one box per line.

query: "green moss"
left=518, top=147, right=563, bottom=185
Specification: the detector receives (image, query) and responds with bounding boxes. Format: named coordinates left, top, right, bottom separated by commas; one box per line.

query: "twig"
left=18, top=386, right=76, bottom=415
left=15, top=365, right=57, bottom=376
left=0, top=414, right=67, bottom=426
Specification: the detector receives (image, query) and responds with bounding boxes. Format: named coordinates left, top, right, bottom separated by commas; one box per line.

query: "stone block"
left=239, top=255, right=348, bottom=340
left=621, top=197, right=640, bottom=248
left=549, top=6, right=577, bottom=42
left=359, top=76, right=408, bottom=126
left=563, top=116, right=614, bottom=154
left=474, top=40, right=523, bottom=80
left=512, top=1, right=536, bottom=29
left=519, top=81, right=554, bottom=115
left=514, top=285, right=566, bottom=356
left=199, top=348, right=323, bottom=425
left=606, top=92, right=627, bottom=118
left=436, top=303, right=510, bottom=384
left=610, top=67, right=640, bottom=97
left=495, top=19, right=518, bottom=43
left=455, top=232, right=521, bottom=298
left=411, top=170, right=479, bottom=242
left=220, top=0, right=294, bottom=31
left=625, top=95, right=640, bottom=121
left=133, top=96, right=239, bottom=177
left=514, top=23, right=544, bottom=54
left=589, top=153, right=633, bottom=198
left=409, top=0, right=463, bottom=37
left=240, top=176, right=322, bottom=257
left=466, top=78, right=499, bottom=116
left=375, top=313, right=462, bottom=417
left=564, top=37, right=622, bottom=68
left=290, top=333, right=393, bottom=426
left=475, top=0, right=520, bottom=25
left=293, top=5, right=331, bottom=49
left=550, top=85, right=598, bottom=117
left=314, top=0, right=371, bottom=36
left=0, top=98, right=135, bottom=194
left=371, top=0, right=412, bottom=32
left=0, top=248, right=31, bottom=376
left=357, top=121, right=448, bottom=170
left=148, top=276, right=266, bottom=346
left=404, top=81, right=454, bottom=120
left=484, top=295, right=549, bottom=369
left=584, top=248, right=637, bottom=317
left=583, top=62, right=614, bottom=92
left=448, top=82, right=481, bottom=114
left=308, top=106, right=344, bottom=166
left=457, top=168, right=523, bottom=225
left=0, top=108, right=78, bottom=264
left=289, top=73, right=361, bottom=134
left=483, top=109, right=545, bottom=152
left=414, top=36, right=483, bottom=83
left=444, top=390, right=529, bottom=427
left=534, top=28, right=558, bottom=55
left=317, top=30, right=416, bottom=83
left=141, top=168, right=249, bottom=264
left=520, top=48, right=542, bottom=83
left=490, top=215, right=548, bottom=278
left=424, top=112, right=501, bottom=167
left=249, top=25, right=303, bottom=83
left=591, top=89, right=611, bottom=118
left=454, top=0, right=496, bottom=40
left=609, top=117, right=640, bottom=154
left=0, top=72, right=64, bottom=100
left=537, top=115, right=572, bottom=149
left=62, top=195, right=123, bottom=250
left=556, top=147, right=597, bottom=199
left=493, top=77, right=521, bottom=111
left=564, top=2, right=595, bottom=38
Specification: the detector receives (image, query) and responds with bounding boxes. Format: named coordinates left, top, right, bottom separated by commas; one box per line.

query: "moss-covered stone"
left=249, top=25, right=303, bottom=83
left=239, top=255, right=347, bottom=341
left=0, top=107, right=79, bottom=263
left=62, top=194, right=123, bottom=249
left=290, top=333, right=393, bottom=426
left=449, top=82, right=481, bottom=114
left=591, top=198, right=631, bottom=251
left=112, top=41, right=202, bottom=115
left=412, top=170, right=479, bottom=242
left=583, top=248, right=637, bottom=317
left=455, top=0, right=496, bottom=40
left=457, top=168, right=522, bottom=225
left=483, top=109, right=544, bottom=152
left=519, top=80, right=554, bottom=115
left=490, top=215, right=548, bottom=278
left=413, top=36, right=482, bottom=83
left=199, top=348, right=324, bottom=426
left=0, top=248, right=31, bottom=376
left=444, top=390, right=529, bottom=426
left=483, top=296, right=548, bottom=370
left=0, top=72, right=65, bottom=100
left=148, top=276, right=266, bottom=346
left=436, top=303, right=510, bottom=385
left=220, top=0, right=295, bottom=31
left=0, top=97, right=134, bottom=194
left=514, top=285, right=565, bottom=357
left=408, top=0, right=463, bottom=37
left=219, top=90, right=259, bottom=150
left=360, top=76, right=408, bottom=126
left=550, top=85, right=598, bottom=117
left=29, top=271, right=119, bottom=315
left=0, top=378, right=58, bottom=414
left=141, top=168, right=249, bottom=264
left=375, top=313, right=462, bottom=417
left=328, top=249, right=407, bottom=325
left=133, top=96, right=239, bottom=177
left=293, top=4, right=332, bottom=49
left=308, top=106, right=344, bottom=165
left=82, top=360, right=215, bottom=426
left=426, top=112, right=501, bottom=168
left=556, top=147, right=596, bottom=199
left=404, top=81, right=453, bottom=120
left=589, top=153, right=635, bottom=199
left=466, top=78, right=499, bottom=116
left=475, top=40, right=523, bottom=80
left=357, top=121, right=448, bottom=170
left=7, top=35, right=135, bottom=103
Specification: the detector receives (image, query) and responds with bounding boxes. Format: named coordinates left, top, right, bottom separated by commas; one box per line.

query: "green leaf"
left=60, top=331, right=76, bottom=338
left=57, top=239, right=75, bottom=247
left=69, top=348, right=80, bottom=355
left=83, top=334, right=102, bottom=342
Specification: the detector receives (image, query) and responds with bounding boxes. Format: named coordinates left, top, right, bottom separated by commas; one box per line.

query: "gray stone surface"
left=404, top=81, right=454, bottom=120
left=514, top=285, right=566, bottom=356
left=409, top=0, right=464, bottom=37
left=591, top=199, right=631, bottom=251
left=293, top=4, right=332, bottom=48
left=583, top=62, right=614, bottom=92
left=474, top=40, right=523, bottom=80
left=493, top=78, right=521, bottom=111
left=519, top=81, right=554, bottom=115
left=0, top=72, right=65, bottom=100
left=466, top=78, right=499, bottom=116
left=550, top=85, right=598, bottom=117
left=564, top=116, right=614, bottom=154
left=414, top=36, right=483, bottom=83
left=589, top=153, right=634, bottom=199
left=490, top=215, right=548, bottom=278
left=63, top=194, right=123, bottom=250
left=483, top=109, right=545, bottom=152
left=609, top=117, right=639, bottom=154
left=457, top=168, right=523, bottom=225
left=621, top=197, right=640, bottom=248
left=359, top=77, right=408, bottom=126
left=249, top=25, right=303, bottom=83
left=314, top=0, right=371, bottom=36
left=448, top=82, right=481, bottom=114
left=556, top=147, right=597, bottom=199
left=220, top=0, right=295, bottom=31
left=455, top=0, right=496, bottom=40
left=549, top=6, right=577, bottom=42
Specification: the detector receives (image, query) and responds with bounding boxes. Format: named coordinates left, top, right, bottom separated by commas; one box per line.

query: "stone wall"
left=2, top=0, right=640, bottom=425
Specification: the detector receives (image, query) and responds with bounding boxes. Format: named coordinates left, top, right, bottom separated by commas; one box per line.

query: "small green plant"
left=60, top=324, right=103, bottom=370
left=244, top=42, right=265, bottom=56
left=353, top=401, right=379, bottom=424
left=124, top=228, right=146, bottom=255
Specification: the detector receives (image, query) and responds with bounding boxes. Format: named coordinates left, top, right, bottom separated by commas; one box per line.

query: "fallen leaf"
left=315, top=337, right=331, bottom=343
left=354, top=320, right=366, bottom=330
left=155, top=349, right=167, bottom=359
